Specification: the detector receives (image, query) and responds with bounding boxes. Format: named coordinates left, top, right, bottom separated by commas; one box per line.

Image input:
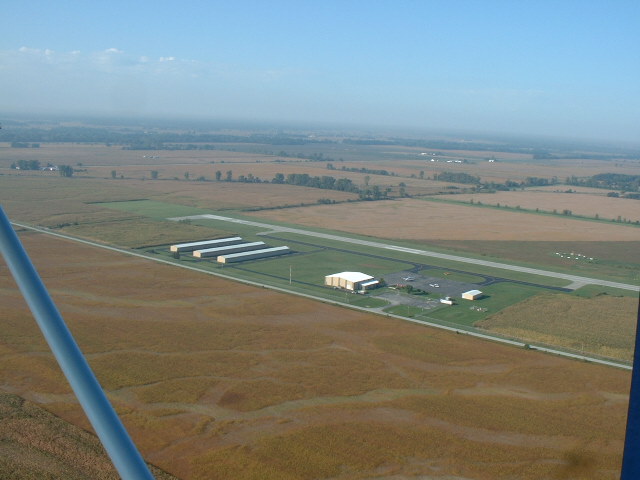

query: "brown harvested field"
left=119, top=178, right=359, bottom=207
left=533, top=185, right=619, bottom=194
left=80, top=163, right=459, bottom=196
left=0, top=175, right=356, bottom=223
left=370, top=158, right=640, bottom=184
left=0, top=176, right=233, bottom=247
left=0, top=143, right=269, bottom=167
left=451, top=190, right=640, bottom=222
left=248, top=198, right=640, bottom=241
left=477, top=293, right=639, bottom=361
left=0, top=392, right=177, bottom=480
left=0, top=175, right=357, bottom=247
left=0, top=230, right=632, bottom=479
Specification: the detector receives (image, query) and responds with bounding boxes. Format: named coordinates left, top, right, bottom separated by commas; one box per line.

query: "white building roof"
left=325, top=272, right=374, bottom=283
left=463, top=289, right=483, bottom=296
left=220, top=246, right=290, bottom=259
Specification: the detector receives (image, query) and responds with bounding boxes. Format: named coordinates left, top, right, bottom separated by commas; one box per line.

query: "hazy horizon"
left=2, top=1, right=638, bottom=143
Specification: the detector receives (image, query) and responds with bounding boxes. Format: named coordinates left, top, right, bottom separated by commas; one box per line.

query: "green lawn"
left=420, top=269, right=485, bottom=283
left=571, top=284, right=639, bottom=298
left=243, top=249, right=413, bottom=283
left=395, top=283, right=547, bottom=327
left=97, top=199, right=210, bottom=219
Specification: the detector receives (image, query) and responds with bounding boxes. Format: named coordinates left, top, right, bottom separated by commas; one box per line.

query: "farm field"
left=247, top=197, right=640, bottom=242
left=0, top=231, right=633, bottom=480
left=449, top=190, right=640, bottom=222
left=0, top=143, right=268, bottom=167
left=1, top=142, right=638, bottom=357
left=477, top=293, right=638, bottom=361
left=0, top=392, right=177, bottom=480
left=421, top=239, right=640, bottom=284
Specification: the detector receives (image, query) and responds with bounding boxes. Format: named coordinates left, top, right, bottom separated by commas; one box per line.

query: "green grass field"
left=96, top=199, right=211, bottom=219
left=94, top=198, right=637, bottom=348
left=419, top=269, right=485, bottom=283
left=401, top=283, right=547, bottom=326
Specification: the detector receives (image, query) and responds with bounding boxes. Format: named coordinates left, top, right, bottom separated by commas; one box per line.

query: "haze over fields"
left=1, top=1, right=639, bottom=143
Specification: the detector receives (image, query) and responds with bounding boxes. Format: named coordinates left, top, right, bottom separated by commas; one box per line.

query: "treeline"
left=328, top=164, right=393, bottom=176
left=271, top=172, right=390, bottom=200
left=10, top=160, right=41, bottom=170
left=275, top=151, right=340, bottom=162
left=9, top=160, right=74, bottom=177
left=3, top=122, right=639, bottom=157
left=434, top=172, right=480, bottom=184
left=272, top=173, right=359, bottom=193
left=0, top=126, right=333, bottom=148
left=566, top=173, right=640, bottom=192
left=343, top=138, right=544, bottom=155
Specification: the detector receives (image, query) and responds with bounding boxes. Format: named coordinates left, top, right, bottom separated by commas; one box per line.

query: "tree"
left=364, top=175, right=370, bottom=186
left=59, top=165, right=74, bottom=177
left=111, top=170, right=116, bottom=179
left=215, top=170, right=222, bottom=181
left=226, top=170, right=233, bottom=181
left=151, top=170, right=159, bottom=179
left=17, top=160, right=40, bottom=170
left=184, top=172, right=190, bottom=180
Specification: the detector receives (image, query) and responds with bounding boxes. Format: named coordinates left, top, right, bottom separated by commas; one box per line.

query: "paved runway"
left=171, top=214, right=640, bottom=292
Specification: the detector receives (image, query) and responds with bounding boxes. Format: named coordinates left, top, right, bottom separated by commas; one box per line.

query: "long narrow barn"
left=193, top=241, right=266, bottom=258
left=170, top=237, right=243, bottom=253
left=217, top=246, right=290, bottom=264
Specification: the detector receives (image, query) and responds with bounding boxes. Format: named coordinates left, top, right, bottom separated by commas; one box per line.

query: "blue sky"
left=1, top=1, right=639, bottom=141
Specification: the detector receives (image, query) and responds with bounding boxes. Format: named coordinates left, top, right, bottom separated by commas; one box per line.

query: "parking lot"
left=384, top=270, right=481, bottom=299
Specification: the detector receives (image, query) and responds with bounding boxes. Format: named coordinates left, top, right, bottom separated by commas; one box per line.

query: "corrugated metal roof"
left=463, top=289, right=482, bottom=296
left=325, top=272, right=374, bottom=282
left=220, top=246, right=290, bottom=259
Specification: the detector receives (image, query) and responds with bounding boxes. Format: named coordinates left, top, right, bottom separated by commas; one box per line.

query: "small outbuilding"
left=462, top=289, right=483, bottom=300
left=325, top=272, right=379, bottom=292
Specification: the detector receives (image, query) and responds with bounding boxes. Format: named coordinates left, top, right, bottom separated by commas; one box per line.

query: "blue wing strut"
left=621, top=295, right=640, bottom=479
left=0, top=206, right=154, bottom=480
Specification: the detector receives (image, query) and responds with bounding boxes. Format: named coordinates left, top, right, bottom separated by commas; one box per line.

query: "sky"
left=1, top=1, right=639, bottom=142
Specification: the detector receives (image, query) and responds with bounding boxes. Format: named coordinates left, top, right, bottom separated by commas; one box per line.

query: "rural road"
left=7, top=218, right=634, bottom=370
left=171, top=214, right=640, bottom=293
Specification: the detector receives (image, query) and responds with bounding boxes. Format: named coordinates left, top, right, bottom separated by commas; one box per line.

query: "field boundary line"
left=9, top=220, right=633, bottom=371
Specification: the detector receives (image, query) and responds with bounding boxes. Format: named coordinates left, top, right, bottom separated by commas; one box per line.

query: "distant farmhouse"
left=325, top=272, right=379, bottom=293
